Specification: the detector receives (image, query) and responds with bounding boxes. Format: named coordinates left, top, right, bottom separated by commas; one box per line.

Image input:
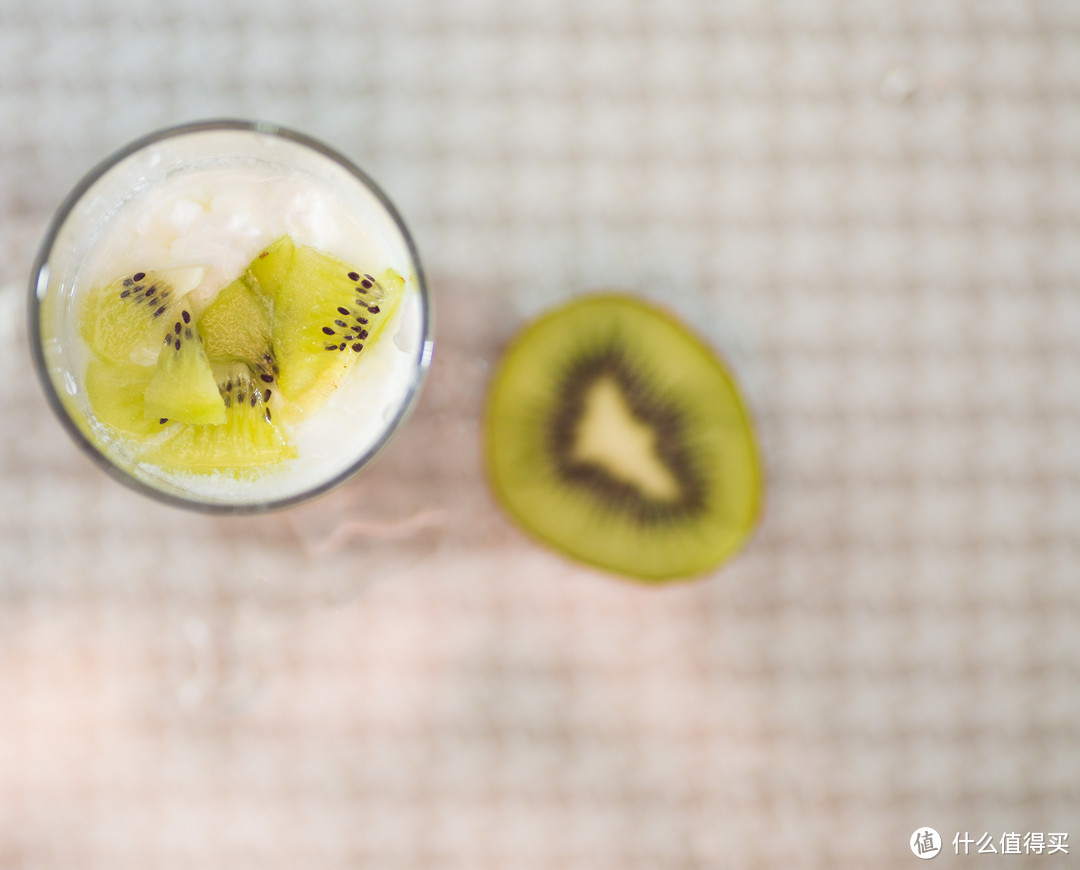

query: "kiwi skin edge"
left=483, top=292, right=764, bottom=584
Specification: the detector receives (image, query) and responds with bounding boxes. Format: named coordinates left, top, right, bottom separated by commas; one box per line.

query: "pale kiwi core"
left=570, top=377, right=681, bottom=502
left=70, top=144, right=424, bottom=505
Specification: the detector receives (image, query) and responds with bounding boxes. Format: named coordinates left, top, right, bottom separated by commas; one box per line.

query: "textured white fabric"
left=1, top=0, right=1078, bottom=867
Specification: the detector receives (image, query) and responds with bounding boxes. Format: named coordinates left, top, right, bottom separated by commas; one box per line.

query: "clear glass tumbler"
left=29, top=120, right=432, bottom=513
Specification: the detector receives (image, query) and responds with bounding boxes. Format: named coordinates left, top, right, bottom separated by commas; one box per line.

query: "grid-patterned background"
left=1, top=1, right=1078, bottom=867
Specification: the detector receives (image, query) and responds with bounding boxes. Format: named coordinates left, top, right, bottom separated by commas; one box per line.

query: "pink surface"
left=1, top=1, right=1078, bottom=867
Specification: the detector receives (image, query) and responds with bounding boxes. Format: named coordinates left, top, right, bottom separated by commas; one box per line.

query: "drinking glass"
left=29, top=120, right=432, bottom=513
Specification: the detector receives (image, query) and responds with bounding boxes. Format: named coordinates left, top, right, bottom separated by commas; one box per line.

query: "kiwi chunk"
left=250, top=241, right=405, bottom=410
left=247, top=235, right=295, bottom=294
left=78, top=267, right=204, bottom=364
left=484, top=294, right=762, bottom=582
left=140, top=366, right=295, bottom=473
left=197, top=276, right=278, bottom=383
left=142, top=303, right=227, bottom=426
left=84, top=359, right=174, bottom=439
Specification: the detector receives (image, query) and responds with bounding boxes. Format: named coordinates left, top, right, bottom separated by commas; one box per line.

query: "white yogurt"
left=67, top=134, right=427, bottom=507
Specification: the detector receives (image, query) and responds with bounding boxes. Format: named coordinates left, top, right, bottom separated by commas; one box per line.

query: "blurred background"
left=1, top=0, right=1078, bottom=867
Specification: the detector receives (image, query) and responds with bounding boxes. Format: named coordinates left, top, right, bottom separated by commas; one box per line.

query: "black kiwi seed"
left=339, top=344, right=347, bottom=351
left=322, top=326, right=335, bottom=335
left=120, top=289, right=131, bottom=298
left=146, top=285, right=157, bottom=298
left=357, top=329, right=368, bottom=339
left=237, top=390, right=246, bottom=404
left=250, top=392, right=257, bottom=407
left=123, top=278, right=134, bottom=287
left=184, top=327, right=193, bottom=340
left=364, top=274, right=374, bottom=281
left=153, top=305, right=167, bottom=318
left=263, top=389, right=272, bottom=402
left=173, top=340, right=181, bottom=351
left=367, top=305, right=380, bottom=314
left=347, top=272, right=360, bottom=281
left=265, top=408, right=272, bottom=422
left=181, top=309, right=190, bottom=323
left=361, top=279, right=372, bottom=289
left=355, top=316, right=368, bottom=325
left=352, top=343, right=363, bottom=352
left=324, top=344, right=337, bottom=351
left=334, top=319, right=348, bottom=328
left=159, top=418, right=168, bottom=424
left=133, top=272, right=145, bottom=281
left=174, top=322, right=182, bottom=334
left=259, top=373, right=274, bottom=384
left=337, top=306, right=350, bottom=316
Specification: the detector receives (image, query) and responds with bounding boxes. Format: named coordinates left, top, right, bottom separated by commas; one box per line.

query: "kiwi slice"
left=247, top=239, right=405, bottom=410
left=142, top=303, right=227, bottom=425
left=78, top=267, right=204, bottom=364
left=197, top=276, right=278, bottom=384
left=484, top=294, right=762, bottom=582
left=84, top=359, right=174, bottom=439
left=247, top=235, right=295, bottom=294
left=140, top=366, right=295, bottom=472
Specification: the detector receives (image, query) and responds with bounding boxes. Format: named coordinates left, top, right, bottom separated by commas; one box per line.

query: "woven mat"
left=1, top=1, right=1078, bottom=867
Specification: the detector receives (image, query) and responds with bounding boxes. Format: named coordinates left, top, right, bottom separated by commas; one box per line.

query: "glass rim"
left=28, top=118, right=433, bottom=515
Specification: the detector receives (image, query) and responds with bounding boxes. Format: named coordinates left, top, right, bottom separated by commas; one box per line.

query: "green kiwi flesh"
left=142, top=303, right=227, bottom=425
left=198, top=278, right=273, bottom=367
left=139, top=366, right=295, bottom=472
left=84, top=359, right=174, bottom=440
left=78, top=267, right=204, bottom=364
left=484, top=294, right=762, bottom=582
left=248, top=240, right=405, bottom=409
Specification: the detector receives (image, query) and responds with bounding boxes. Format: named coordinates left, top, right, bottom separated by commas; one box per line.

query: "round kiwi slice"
left=484, top=294, right=762, bottom=582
